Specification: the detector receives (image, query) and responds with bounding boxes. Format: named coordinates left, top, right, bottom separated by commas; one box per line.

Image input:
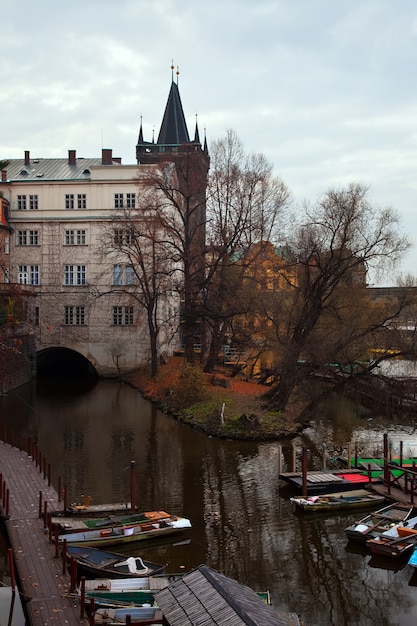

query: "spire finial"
left=152, top=125, right=155, bottom=144
left=171, top=60, right=174, bottom=81
left=176, top=65, right=180, bottom=85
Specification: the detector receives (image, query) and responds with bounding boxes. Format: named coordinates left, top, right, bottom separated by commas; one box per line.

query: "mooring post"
left=79, top=576, right=86, bottom=619
left=62, top=538, right=67, bottom=575
left=291, top=444, right=297, bottom=473
left=347, top=443, right=352, bottom=469
left=354, top=442, right=358, bottom=468
left=8, top=549, right=15, bottom=590
left=54, top=526, right=60, bottom=558
left=400, top=441, right=403, bottom=467
left=302, top=447, right=308, bottom=497
left=69, top=558, right=77, bottom=594
left=130, top=460, right=136, bottom=513
left=38, top=491, right=43, bottom=519
left=383, top=433, right=389, bottom=487
left=43, top=501, right=48, bottom=529
left=277, top=445, right=282, bottom=475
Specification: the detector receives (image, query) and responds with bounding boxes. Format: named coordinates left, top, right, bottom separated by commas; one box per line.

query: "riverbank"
left=124, top=356, right=305, bottom=440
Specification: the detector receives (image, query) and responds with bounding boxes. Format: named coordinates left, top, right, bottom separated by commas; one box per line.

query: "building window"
left=113, top=306, right=134, bottom=325
left=113, top=265, right=123, bottom=286
left=112, top=265, right=135, bottom=285
left=18, top=265, right=40, bottom=285
left=17, top=230, right=39, bottom=245
left=17, top=195, right=27, bottom=210
left=113, top=229, right=132, bottom=245
left=29, top=194, right=39, bottom=210
left=64, top=306, right=85, bottom=325
left=65, top=194, right=75, bottom=209
left=64, top=265, right=86, bottom=285
left=29, top=230, right=39, bottom=245
left=65, top=229, right=86, bottom=245
left=77, top=194, right=87, bottom=209
left=18, top=231, right=27, bottom=246
left=126, top=265, right=135, bottom=285
left=114, top=193, right=124, bottom=208
left=126, top=193, right=136, bottom=208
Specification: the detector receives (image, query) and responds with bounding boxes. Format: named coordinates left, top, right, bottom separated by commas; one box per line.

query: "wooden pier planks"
left=0, top=441, right=84, bottom=626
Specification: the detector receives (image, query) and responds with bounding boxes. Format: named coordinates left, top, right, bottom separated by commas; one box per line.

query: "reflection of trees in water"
left=203, top=444, right=286, bottom=590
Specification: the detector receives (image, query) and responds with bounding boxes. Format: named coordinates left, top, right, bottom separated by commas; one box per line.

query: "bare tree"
left=262, top=183, right=412, bottom=412
left=141, top=149, right=209, bottom=365
left=202, top=130, right=291, bottom=371
left=100, top=187, right=178, bottom=377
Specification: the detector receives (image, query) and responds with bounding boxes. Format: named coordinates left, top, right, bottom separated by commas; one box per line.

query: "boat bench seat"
left=114, top=556, right=149, bottom=575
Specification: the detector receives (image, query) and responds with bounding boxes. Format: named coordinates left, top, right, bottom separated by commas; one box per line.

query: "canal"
left=1, top=377, right=417, bottom=626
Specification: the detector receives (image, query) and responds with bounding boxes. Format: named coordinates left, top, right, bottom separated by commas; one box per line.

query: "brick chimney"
left=24, top=151, right=30, bottom=166
left=68, top=149, right=76, bottom=165
left=1, top=170, right=7, bottom=182
left=101, top=148, right=113, bottom=165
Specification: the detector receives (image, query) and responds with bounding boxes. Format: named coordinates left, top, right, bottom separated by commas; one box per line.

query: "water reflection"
left=2, top=380, right=417, bottom=625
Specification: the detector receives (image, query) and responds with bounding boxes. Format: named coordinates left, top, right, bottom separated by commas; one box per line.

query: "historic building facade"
left=0, top=77, right=207, bottom=376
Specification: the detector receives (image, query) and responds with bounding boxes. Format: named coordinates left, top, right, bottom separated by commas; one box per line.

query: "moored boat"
left=290, top=489, right=385, bottom=513
left=60, top=515, right=191, bottom=548
left=80, top=574, right=181, bottom=608
left=344, top=502, right=414, bottom=544
left=366, top=515, right=417, bottom=558
left=54, top=510, right=173, bottom=534
left=66, top=545, right=165, bottom=579
left=366, top=534, right=417, bottom=559
left=93, top=606, right=163, bottom=624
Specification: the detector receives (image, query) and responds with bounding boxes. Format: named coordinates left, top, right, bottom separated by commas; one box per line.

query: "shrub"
left=169, top=363, right=209, bottom=410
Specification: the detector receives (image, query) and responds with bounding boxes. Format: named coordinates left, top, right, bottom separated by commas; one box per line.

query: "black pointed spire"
left=194, top=114, right=200, bottom=143
left=157, top=79, right=190, bottom=145
left=203, top=128, right=208, bottom=154
left=137, top=115, right=144, bottom=143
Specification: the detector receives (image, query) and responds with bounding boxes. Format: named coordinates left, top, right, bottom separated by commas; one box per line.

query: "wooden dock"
left=0, top=440, right=83, bottom=626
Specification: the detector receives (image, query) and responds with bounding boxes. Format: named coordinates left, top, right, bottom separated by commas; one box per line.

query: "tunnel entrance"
left=36, top=348, right=99, bottom=391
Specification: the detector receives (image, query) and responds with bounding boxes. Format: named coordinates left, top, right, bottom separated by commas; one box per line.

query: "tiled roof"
left=2, top=157, right=115, bottom=182
left=155, top=564, right=302, bottom=626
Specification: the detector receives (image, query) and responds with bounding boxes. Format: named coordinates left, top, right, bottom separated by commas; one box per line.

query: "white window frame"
left=18, top=265, right=40, bottom=285
left=64, top=305, right=85, bottom=325
left=114, top=193, right=124, bottom=208
left=65, top=229, right=86, bottom=245
left=64, top=265, right=86, bottom=285
left=29, top=194, right=39, bottom=210
left=126, top=193, right=136, bottom=208
left=65, top=194, right=75, bottom=209
left=17, top=195, right=27, bottom=210
left=113, top=305, right=134, bottom=325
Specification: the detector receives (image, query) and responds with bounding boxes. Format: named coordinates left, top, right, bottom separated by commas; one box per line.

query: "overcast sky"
left=2, top=0, right=416, bottom=285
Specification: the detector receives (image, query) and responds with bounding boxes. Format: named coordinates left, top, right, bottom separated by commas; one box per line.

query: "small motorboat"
left=66, top=545, right=165, bottom=579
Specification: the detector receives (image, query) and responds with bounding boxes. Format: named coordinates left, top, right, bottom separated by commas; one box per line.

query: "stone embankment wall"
left=0, top=332, right=36, bottom=394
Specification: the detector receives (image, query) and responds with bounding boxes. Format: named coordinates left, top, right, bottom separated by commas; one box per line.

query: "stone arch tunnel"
left=36, top=347, right=99, bottom=381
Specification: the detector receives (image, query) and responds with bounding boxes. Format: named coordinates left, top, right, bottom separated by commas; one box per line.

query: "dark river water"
left=2, top=378, right=417, bottom=626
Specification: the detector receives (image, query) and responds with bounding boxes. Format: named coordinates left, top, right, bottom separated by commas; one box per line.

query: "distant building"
left=0, top=74, right=207, bottom=377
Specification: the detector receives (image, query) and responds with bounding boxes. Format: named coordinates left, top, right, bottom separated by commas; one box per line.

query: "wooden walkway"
left=0, top=440, right=84, bottom=626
